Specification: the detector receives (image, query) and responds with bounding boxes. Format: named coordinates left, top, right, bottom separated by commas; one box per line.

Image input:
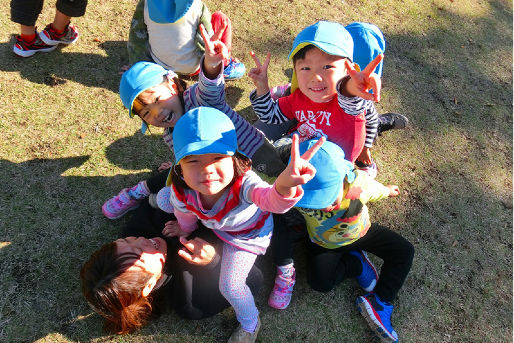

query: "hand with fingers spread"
left=343, top=54, right=383, bottom=102
left=275, top=134, right=326, bottom=198
left=199, top=23, right=229, bottom=78
left=177, top=236, right=217, bottom=266
left=248, top=51, right=271, bottom=96
left=162, top=220, right=190, bottom=238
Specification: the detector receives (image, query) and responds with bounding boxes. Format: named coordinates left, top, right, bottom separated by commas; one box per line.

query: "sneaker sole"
left=39, top=31, right=79, bottom=46
left=356, top=296, right=398, bottom=343
left=13, top=44, right=57, bottom=57
left=102, top=202, right=140, bottom=220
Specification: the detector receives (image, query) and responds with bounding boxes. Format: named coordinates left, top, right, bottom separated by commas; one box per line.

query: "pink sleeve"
left=174, top=210, right=199, bottom=233
left=250, top=183, right=303, bottom=214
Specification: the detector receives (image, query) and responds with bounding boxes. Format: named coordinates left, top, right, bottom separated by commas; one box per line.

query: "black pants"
left=271, top=219, right=414, bottom=303
left=11, top=0, right=88, bottom=26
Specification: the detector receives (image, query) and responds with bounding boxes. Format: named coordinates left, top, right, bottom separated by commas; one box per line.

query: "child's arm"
left=274, top=134, right=325, bottom=198
left=356, top=103, right=379, bottom=165
left=127, top=0, right=151, bottom=66
left=248, top=51, right=271, bottom=97
left=340, top=54, right=383, bottom=102
left=199, top=24, right=229, bottom=79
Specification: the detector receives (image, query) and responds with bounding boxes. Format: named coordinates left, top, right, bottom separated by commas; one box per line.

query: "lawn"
left=0, top=0, right=512, bottom=342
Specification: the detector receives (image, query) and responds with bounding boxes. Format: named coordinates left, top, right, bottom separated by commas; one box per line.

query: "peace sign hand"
left=275, top=134, right=326, bottom=198
left=199, top=24, right=229, bottom=78
left=344, top=54, right=383, bottom=102
left=248, top=51, right=271, bottom=96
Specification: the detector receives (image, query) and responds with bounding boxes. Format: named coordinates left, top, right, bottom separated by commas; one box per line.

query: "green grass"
left=0, top=0, right=512, bottom=342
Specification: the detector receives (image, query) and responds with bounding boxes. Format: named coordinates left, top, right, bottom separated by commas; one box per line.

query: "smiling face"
left=132, top=79, right=184, bottom=129
left=294, top=46, right=348, bottom=103
left=115, top=237, right=167, bottom=279
left=179, top=153, right=235, bottom=206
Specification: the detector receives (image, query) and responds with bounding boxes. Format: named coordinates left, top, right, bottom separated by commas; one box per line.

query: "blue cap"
left=295, top=139, right=356, bottom=209
left=289, top=21, right=353, bottom=92
left=172, top=107, right=239, bottom=165
left=119, top=61, right=177, bottom=134
left=147, top=0, right=195, bottom=24
left=345, top=22, right=385, bottom=77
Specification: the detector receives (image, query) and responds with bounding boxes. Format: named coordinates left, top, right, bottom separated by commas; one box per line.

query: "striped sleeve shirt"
left=250, top=85, right=379, bottom=148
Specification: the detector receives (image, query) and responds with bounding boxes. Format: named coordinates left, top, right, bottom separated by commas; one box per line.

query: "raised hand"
left=275, top=134, right=326, bottom=197
left=248, top=51, right=271, bottom=96
left=162, top=220, right=189, bottom=238
left=177, top=236, right=217, bottom=266
left=199, top=23, right=229, bottom=77
left=344, top=54, right=383, bottom=102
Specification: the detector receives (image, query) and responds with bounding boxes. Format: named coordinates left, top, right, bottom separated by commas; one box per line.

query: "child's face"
left=133, top=80, right=183, bottom=128
left=294, top=47, right=348, bottom=103
left=179, top=153, right=235, bottom=201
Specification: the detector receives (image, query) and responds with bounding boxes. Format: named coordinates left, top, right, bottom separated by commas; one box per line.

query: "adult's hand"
left=177, top=236, right=217, bottom=266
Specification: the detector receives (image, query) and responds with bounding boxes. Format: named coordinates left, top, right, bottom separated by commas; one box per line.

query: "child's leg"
left=268, top=213, right=306, bottom=309
left=352, top=224, right=413, bottom=343
left=352, top=223, right=414, bottom=302
left=306, top=240, right=364, bottom=292
left=219, top=243, right=259, bottom=333
left=102, top=168, right=170, bottom=219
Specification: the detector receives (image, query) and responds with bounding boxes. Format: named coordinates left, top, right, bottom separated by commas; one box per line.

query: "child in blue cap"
left=269, top=138, right=414, bottom=343
left=155, top=106, right=324, bottom=343
left=102, top=26, right=285, bottom=220
left=126, top=0, right=245, bottom=79
left=250, top=21, right=408, bottom=178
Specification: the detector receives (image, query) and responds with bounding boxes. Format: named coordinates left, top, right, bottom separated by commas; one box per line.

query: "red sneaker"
left=39, top=23, right=79, bottom=46
left=13, top=34, right=57, bottom=57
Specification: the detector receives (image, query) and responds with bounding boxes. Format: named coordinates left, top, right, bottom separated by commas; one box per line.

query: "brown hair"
left=80, top=242, right=155, bottom=334
left=170, top=151, right=252, bottom=190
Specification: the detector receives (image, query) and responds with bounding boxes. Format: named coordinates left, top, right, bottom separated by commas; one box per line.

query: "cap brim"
left=296, top=177, right=343, bottom=209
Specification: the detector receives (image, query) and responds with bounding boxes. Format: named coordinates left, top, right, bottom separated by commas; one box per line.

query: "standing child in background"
left=127, top=0, right=245, bottom=79
left=250, top=21, right=408, bottom=177
left=345, top=22, right=408, bottom=172
left=156, top=107, right=324, bottom=343
left=102, top=25, right=285, bottom=220
left=11, top=0, right=86, bottom=57
left=269, top=138, right=414, bottom=343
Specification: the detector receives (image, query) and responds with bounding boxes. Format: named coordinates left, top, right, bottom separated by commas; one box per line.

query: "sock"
left=51, top=23, right=65, bottom=34
left=127, top=181, right=150, bottom=200
left=21, top=33, right=36, bottom=42
left=277, top=263, right=294, bottom=279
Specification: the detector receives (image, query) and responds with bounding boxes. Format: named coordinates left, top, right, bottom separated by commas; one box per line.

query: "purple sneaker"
left=270, top=83, right=291, bottom=101
left=355, top=161, right=378, bottom=179
left=268, top=267, right=296, bottom=309
left=102, top=188, right=140, bottom=219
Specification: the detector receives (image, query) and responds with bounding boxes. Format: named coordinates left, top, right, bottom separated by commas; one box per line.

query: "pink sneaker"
left=102, top=188, right=140, bottom=219
left=270, top=83, right=291, bottom=101
left=268, top=268, right=296, bottom=309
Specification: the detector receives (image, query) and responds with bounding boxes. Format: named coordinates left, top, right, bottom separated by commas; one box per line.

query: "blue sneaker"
left=356, top=293, right=398, bottom=343
left=349, top=251, right=378, bottom=292
left=223, top=57, right=245, bottom=80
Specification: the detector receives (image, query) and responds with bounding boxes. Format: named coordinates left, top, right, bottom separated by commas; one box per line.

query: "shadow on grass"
left=0, top=39, right=126, bottom=93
